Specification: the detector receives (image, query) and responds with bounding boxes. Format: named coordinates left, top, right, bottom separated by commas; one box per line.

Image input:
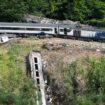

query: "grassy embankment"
left=0, top=38, right=105, bottom=105
left=0, top=39, right=41, bottom=105
left=56, top=56, right=105, bottom=105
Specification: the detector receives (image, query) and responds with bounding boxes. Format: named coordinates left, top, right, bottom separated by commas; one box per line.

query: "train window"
left=60, top=29, right=64, bottom=32
left=34, top=57, right=38, bottom=63
left=37, top=78, right=40, bottom=84
left=64, top=28, right=67, bottom=35
left=36, top=71, right=39, bottom=77
left=41, top=28, right=52, bottom=31
left=67, top=29, right=71, bottom=32
left=37, top=86, right=40, bottom=91
left=54, top=28, right=57, bottom=34
left=35, top=64, right=38, bottom=70
left=27, top=28, right=40, bottom=31
left=0, top=27, right=25, bottom=30
left=12, top=28, right=25, bottom=30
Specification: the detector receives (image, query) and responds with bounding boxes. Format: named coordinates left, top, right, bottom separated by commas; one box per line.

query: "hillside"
left=0, top=0, right=105, bottom=27
left=1, top=38, right=105, bottom=104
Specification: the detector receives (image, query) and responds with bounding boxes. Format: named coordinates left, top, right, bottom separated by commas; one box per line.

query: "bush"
left=76, top=96, right=95, bottom=105
left=87, top=19, right=105, bottom=27
left=0, top=44, right=37, bottom=105
left=64, top=56, right=105, bottom=104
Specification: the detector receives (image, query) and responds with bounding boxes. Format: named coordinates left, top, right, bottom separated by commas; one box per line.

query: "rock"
left=42, top=42, right=53, bottom=50
left=96, top=49, right=100, bottom=52
left=24, top=15, right=100, bottom=31
left=42, top=42, right=69, bottom=50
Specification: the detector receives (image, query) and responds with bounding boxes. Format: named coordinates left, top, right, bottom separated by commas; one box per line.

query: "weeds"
left=0, top=42, right=41, bottom=105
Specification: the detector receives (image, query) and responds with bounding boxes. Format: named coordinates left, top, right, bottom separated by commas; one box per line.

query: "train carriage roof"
left=0, top=22, right=73, bottom=28
left=0, top=22, right=104, bottom=31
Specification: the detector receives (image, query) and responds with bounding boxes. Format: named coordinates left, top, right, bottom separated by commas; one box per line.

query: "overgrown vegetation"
left=0, top=39, right=105, bottom=104
left=64, top=56, right=105, bottom=105
left=0, top=0, right=105, bottom=27
left=0, top=42, right=41, bottom=105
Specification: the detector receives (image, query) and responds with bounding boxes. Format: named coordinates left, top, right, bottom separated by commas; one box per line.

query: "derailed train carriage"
left=0, top=22, right=105, bottom=40
left=57, top=25, right=105, bottom=40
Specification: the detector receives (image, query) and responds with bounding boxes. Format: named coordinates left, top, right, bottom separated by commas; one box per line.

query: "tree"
left=0, top=0, right=27, bottom=21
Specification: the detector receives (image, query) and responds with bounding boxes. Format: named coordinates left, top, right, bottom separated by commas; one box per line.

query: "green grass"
left=0, top=41, right=42, bottom=105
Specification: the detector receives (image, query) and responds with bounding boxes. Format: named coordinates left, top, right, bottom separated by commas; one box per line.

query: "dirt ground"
left=8, top=37, right=104, bottom=71
left=41, top=48, right=102, bottom=86
left=36, top=38, right=104, bottom=105
left=36, top=37, right=104, bottom=69
left=1, top=37, right=104, bottom=77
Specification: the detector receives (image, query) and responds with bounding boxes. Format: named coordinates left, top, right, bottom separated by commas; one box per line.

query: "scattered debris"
left=96, top=48, right=100, bottom=52
left=0, top=35, right=9, bottom=44
left=42, top=42, right=69, bottom=50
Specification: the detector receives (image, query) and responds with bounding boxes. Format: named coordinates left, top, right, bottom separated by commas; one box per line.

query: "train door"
left=73, top=30, right=81, bottom=37
left=54, top=28, right=58, bottom=35
left=64, top=28, right=67, bottom=35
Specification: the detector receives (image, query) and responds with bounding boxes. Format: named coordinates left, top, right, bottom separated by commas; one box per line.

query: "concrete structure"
left=29, top=52, right=46, bottom=105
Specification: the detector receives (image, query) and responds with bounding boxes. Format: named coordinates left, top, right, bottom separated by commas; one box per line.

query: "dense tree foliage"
left=0, top=0, right=105, bottom=26
left=0, top=0, right=27, bottom=21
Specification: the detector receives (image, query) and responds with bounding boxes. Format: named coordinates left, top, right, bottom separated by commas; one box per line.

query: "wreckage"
left=0, top=35, right=9, bottom=44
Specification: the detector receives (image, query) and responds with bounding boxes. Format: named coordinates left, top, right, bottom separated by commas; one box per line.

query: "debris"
left=96, top=49, right=100, bottom=52
left=42, top=42, right=69, bottom=50
left=0, top=35, right=9, bottom=44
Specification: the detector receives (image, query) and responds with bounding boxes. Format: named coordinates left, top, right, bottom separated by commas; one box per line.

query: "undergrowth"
left=0, top=43, right=41, bottom=105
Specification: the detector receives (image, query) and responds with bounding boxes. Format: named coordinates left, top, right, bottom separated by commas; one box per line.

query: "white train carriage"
left=63, top=29, right=103, bottom=40
left=0, top=22, right=105, bottom=40
left=0, top=28, right=55, bottom=34
left=58, top=28, right=97, bottom=39
left=0, top=22, right=57, bottom=35
left=80, top=30, right=96, bottom=38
